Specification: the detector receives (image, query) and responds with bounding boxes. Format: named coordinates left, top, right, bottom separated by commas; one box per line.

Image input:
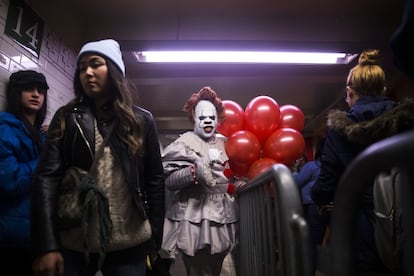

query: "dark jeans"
left=303, top=203, right=330, bottom=271
left=63, top=248, right=146, bottom=276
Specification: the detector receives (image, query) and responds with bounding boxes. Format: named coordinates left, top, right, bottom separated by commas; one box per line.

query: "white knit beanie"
left=77, top=39, right=125, bottom=76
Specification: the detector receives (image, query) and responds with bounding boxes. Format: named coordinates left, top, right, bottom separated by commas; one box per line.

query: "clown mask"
left=194, top=100, right=218, bottom=140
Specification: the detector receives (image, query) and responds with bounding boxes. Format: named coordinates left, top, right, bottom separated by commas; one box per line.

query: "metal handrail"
left=238, top=163, right=313, bottom=276
left=329, top=130, right=414, bottom=276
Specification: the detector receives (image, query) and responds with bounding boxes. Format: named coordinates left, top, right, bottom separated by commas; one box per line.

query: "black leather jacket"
left=31, top=102, right=165, bottom=256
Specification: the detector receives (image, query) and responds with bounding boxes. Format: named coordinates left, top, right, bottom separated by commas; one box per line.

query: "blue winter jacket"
left=312, top=96, right=397, bottom=206
left=311, top=95, right=397, bottom=272
left=0, top=112, right=44, bottom=249
left=293, top=159, right=320, bottom=205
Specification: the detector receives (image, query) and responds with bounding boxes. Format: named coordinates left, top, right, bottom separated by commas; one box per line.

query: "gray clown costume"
left=160, top=131, right=245, bottom=258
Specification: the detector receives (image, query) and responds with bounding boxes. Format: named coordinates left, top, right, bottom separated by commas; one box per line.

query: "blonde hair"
left=347, top=49, right=386, bottom=96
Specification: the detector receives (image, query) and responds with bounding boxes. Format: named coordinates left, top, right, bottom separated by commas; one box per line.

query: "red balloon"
left=217, top=100, right=245, bottom=137
left=229, top=160, right=250, bottom=177
left=225, top=130, right=261, bottom=167
left=262, top=128, right=306, bottom=165
left=248, top=157, right=278, bottom=180
left=245, top=96, right=281, bottom=145
left=279, top=104, right=305, bottom=131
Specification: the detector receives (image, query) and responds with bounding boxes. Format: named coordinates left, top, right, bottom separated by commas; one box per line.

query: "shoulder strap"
left=89, top=122, right=116, bottom=174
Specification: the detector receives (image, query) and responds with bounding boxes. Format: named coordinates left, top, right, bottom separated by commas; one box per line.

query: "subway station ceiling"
left=31, top=0, right=406, bottom=140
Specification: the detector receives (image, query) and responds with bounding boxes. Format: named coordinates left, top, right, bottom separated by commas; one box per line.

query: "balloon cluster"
left=217, top=96, right=305, bottom=179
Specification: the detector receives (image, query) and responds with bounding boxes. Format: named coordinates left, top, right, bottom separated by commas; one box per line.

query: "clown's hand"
left=195, top=149, right=228, bottom=187
left=195, top=157, right=214, bottom=186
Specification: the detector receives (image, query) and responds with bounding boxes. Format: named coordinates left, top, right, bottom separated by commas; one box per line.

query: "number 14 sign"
left=5, top=0, right=45, bottom=57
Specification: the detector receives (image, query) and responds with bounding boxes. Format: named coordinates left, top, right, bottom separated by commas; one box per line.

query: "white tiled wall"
left=0, top=0, right=76, bottom=124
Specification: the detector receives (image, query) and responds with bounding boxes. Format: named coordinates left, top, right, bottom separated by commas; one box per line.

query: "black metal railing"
left=237, top=164, right=313, bottom=276
left=327, top=130, right=414, bottom=276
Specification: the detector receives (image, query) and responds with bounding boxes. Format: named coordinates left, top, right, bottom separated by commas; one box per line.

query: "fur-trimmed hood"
left=328, top=98, right=414, bottom=146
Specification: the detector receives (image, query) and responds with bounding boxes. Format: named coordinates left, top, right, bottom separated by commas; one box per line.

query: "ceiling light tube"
left=135, top=51, right=356, bottom=64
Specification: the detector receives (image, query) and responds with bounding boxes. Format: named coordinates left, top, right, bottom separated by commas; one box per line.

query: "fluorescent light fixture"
left=134, top=51, right=357, bottom=64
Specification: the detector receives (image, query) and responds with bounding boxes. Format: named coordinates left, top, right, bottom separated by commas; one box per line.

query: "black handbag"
left=57, top=124, right=115, bottom=229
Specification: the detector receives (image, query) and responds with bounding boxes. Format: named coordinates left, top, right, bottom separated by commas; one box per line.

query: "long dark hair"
left=68, top=57, right=144, bottom=155
left=5, top=81, right=47, bottom=150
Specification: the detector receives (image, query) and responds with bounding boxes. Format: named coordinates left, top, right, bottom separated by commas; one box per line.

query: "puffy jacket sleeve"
left=311, top=128, right=356, bottom=206
left=293, top=162, right=314, bottom=189
left=0, top=124, right=39, bottom=196
left=31, top=108, right=66, bottom=256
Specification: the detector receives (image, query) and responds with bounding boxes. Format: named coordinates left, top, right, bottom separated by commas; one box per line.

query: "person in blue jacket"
left=0, top=70, right=49, bottom=275
left=311, top=49, right=410, bottom=274
left=293, top=138, right=328, bottom=272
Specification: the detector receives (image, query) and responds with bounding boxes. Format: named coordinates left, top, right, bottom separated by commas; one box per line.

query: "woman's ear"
left=346, top=88, right=358, bottom=107
left=348, top=89, right=354, bottom=99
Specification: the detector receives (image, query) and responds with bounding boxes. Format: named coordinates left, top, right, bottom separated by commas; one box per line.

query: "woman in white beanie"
left=31, top=39, right=165, bottom=276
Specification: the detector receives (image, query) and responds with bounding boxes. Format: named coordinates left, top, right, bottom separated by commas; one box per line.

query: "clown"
left=160, top=86, right=246, bottom=276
